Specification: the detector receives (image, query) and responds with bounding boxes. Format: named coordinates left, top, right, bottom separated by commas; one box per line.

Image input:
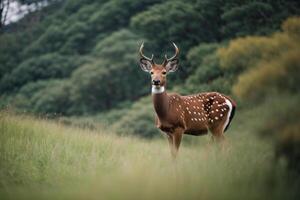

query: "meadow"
left=0, top=110, right=298, bottom=200
left=1, top=1, right=300, bottom=199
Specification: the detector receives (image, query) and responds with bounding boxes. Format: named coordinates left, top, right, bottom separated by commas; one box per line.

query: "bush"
left=218, top=17, right=300, bottom=100
left=12, top=79, right=73, bottom=115
left=233, top=49, right=300, bottom=100
left=131, top=1, right=216, bottom=51
left=180, top=43, right=232, bottom=95
left=0, top=53, right=83, bottom=93
left=219, top=17, right=300, bottom=172
left=11, top=80, right=50, bottom=111
left=111, top=97, right=159, bottom=138
left=69, top=30, right=148, bottom=114
left=258, top=95, right=300, bottom=172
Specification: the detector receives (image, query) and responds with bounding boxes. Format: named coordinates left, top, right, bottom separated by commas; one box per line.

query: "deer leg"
left=213, top=132, right=225, bottom=143
left=210, top=125, right=228, bottom=151
left=173, top=130, right=183, bottom=152
left=170, top=128, right=183, bottom=159
left=210, top=124, right=225, bottom=142
left=167, top=134, right=176, bottom=158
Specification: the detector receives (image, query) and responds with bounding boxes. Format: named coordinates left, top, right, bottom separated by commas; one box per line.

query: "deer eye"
left=162, top=71, right=167, bottom=75
left=150, top=71, right=154, bottom=75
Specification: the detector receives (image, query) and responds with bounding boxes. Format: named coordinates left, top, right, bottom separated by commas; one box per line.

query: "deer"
left=139, top=42, right=236, bottom=158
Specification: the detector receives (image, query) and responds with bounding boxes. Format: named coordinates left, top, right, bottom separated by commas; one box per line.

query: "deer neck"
left=152, top=85, right=169, bottom=120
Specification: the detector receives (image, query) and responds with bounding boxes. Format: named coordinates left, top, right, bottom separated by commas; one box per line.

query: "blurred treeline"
left=0, top=0, right=300, bottom=169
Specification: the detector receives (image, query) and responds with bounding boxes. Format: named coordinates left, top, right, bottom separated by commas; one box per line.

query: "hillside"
left=0, top=0, right=299, bottom=116
left=1, top=0, right=299, bottom=135
left=1, top=0, right=300, bottom=192
left=0, top=112, right=299, bottom=200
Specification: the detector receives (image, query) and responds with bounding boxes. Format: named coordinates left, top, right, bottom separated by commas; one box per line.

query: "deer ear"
left=165, top=59, right=179, bottom=73
left=139, top=58, right=152, bottom=72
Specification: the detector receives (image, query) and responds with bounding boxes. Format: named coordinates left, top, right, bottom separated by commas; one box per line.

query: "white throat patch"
left=152, top=86, right=165, bottom=94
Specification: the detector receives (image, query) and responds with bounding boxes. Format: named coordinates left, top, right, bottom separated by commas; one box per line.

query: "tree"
left=0, top=0, right=10, bottom=28
left=219, top=17, right=300, bottom=171
left=69, top=30, right=147, bottom=114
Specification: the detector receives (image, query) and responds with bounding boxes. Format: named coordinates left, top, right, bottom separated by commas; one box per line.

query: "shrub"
left=111, top=97, right=158, bottom=138
left=69, top=30, right=148, bottom=114
left=219, top=17, right=300, bottom=172
left=218, top=17, right=300, bottom=100
left=0, top=53, right=82, bottom=93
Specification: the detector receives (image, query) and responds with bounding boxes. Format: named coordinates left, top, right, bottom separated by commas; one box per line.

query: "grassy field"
left=0, top=111, right=298, bottom=200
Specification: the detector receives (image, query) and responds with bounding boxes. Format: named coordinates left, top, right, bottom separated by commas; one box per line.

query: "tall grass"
left=0, top=111, right=297, bottom=200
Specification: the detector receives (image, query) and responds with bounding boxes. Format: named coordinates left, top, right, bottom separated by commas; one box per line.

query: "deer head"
left=139, top=43, right=179, bottom=92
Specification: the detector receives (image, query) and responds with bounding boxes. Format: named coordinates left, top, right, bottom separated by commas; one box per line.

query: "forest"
left=0, top=0, right=300, bottom=198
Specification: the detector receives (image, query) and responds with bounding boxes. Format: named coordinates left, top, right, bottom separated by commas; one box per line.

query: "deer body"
left=153, top=91, right=235, bottom=136
left=139, top=43, right=236, bottom=158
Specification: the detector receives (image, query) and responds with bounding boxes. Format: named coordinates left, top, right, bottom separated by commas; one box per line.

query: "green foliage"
left=218, top=36, right=282, bottom=75
left=30, top=80, right=73, bottom=115
left=257, top=95, right=300, bottom=171
left=187, top=43, right=220, bottom=69
left=111, top=97, right=158, bottom=138
left=0, top=33, right=27, bottom=79
left=0, top=54, right=83, bottom=93
left=186, top=44, right=222, bottom=83
left=219, top=17, right=300, bottom=100
left=221, top=0, right=300, bottom=37
left=193, top=0, right=224, bottom=41
left=1, top=0, right=172, bottom=116
left=63, top=0, right=101, bottom=14
left=219, top=17, right=300, bottom=171
left=10, top=80, right=51, bottom=111
left=178, top=43, right=232, bottom=95
left=282, top=16, right=300, bottom=39
left=69, top=29, right=148, bottom=114
left=24, top=25, right=66, bottom=56
left=9, top=79, right=73, bottom=115
left=222, top=2, right=274, bottom=36
left=131, top=1, right=213, bottom=49
left=1, top=0, right=299, bottom=116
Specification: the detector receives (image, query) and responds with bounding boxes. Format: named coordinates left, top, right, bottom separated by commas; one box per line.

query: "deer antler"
left=163, top=42, right=179, bottom=65
left=139, top=42, right=154, bottom=63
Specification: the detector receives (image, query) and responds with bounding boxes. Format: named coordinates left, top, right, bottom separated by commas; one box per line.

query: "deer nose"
left=152, top=79, right=160, bottom=85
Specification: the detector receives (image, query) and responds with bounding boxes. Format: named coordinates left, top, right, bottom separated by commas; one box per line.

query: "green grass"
left=0, top=111, right=298, bottom=200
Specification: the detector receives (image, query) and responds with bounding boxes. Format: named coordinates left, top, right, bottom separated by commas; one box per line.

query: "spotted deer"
left=139, top=42, right=236, bottom=158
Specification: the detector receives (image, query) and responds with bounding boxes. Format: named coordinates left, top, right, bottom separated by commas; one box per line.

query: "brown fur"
left=151, top=65, right=236, bottom=158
